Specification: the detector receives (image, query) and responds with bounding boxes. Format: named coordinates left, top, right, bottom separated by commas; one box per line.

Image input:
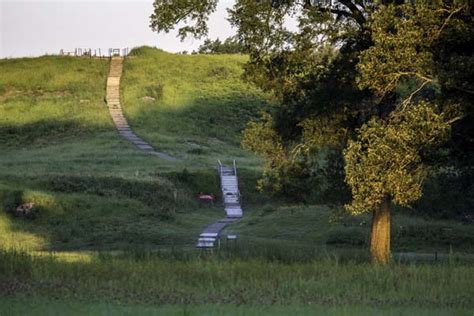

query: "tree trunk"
left=370, top=196, right=391, bottom=264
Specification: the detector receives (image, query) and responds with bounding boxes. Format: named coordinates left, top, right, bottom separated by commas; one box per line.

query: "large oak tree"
left=150, top=0, right=473, bottom=263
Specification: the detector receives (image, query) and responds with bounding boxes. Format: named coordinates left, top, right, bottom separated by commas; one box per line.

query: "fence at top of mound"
left=59, top=48, right=130, bottom=58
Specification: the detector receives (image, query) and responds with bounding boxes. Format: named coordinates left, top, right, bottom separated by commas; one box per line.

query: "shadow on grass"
left=0, top=119, right=109, bottom=146
left=0, top=149, right=268, bottom=252
left=130, top=92, right=269, bottom=146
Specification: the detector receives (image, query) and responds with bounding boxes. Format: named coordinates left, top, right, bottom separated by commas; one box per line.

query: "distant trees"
left=150, top=0, right=474, bottom=263
left=198, top=37, right=248, bottom=54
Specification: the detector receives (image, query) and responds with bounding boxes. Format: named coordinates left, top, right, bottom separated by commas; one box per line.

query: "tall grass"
left=0, top=248, right=473, bottom=307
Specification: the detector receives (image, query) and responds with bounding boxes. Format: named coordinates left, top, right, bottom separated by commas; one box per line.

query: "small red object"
left=198, top=193, right=215, bottom=202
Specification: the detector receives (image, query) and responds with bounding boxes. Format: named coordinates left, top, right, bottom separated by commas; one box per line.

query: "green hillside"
left=121, top=47, right=268, bottom=167
left=1, top=49, right=473, bottom=255
left=0, top=50, right=266, bottom=252
left=0, top=49, right=473, bottom=311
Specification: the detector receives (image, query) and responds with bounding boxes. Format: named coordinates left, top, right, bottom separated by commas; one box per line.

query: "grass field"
left=3, top=299, right=471, bottom=316
left=1, top=248, right=473, bottom=309
left=1, top=48, right=473, bottom=313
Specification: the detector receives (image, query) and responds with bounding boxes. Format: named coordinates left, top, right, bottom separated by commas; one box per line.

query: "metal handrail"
left=232, top=160, right=241, bottom=198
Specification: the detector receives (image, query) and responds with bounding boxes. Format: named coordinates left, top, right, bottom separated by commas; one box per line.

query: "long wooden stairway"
left=106, top=57, right=175, bottom=161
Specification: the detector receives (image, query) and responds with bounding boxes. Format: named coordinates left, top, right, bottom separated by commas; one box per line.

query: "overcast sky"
left=0, top=0, right=236, bottom=58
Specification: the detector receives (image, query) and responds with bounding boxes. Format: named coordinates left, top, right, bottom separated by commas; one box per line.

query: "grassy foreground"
left=1, top=249, right=473, bottom=309
left=2, top=300, right=471, bottom=316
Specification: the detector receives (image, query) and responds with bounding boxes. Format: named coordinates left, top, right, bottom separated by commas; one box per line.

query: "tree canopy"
left=150, top=0, right=474, bottom=263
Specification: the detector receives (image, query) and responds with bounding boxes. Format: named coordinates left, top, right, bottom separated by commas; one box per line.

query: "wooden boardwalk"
left=106, top=57, right=175, bottom=160
left=196, top=161, right=243, bottom=248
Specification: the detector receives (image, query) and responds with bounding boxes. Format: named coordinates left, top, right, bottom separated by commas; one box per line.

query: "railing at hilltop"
left=59, top=47, right=129, bottom=58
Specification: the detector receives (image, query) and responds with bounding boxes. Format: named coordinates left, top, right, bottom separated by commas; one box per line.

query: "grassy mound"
left=121, top=46, right=267, bottom=167
left=0, top=52, right=267, bottom=252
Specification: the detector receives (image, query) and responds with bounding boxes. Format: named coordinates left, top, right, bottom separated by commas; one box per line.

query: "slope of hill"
left=1, top=49, right=473, bottom=255
left=120, top=46, right=267, bottom=167
left=0, top=48, right=473, bottom=312
left=0, top=51, right=266, bottom=252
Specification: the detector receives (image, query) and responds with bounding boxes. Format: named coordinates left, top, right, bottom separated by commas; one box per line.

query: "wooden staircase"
left=196, top=160, right=243, bottom=248
left=106, top=57, right=175, bottom=161
left=220, top=160, right=243, bottom=218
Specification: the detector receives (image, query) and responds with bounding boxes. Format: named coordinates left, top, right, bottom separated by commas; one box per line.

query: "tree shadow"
left=0, top=118, right=109, bottom=147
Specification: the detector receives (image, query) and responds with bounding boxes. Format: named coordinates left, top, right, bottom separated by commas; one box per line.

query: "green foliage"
left=358, top=3, right=444, bottom=96
left=242, top=111, right=351, bottom=202
left=358, top=2, right=473, bottom=101
left=241, top=112, right=307, bottom=196
left=198, top=37, right=247, bottom=54
left=344, top=102, right=451, bottom=215
left=150, top=0, right=218, bottom=40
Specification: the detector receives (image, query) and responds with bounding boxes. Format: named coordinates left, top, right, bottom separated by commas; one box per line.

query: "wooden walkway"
left=106, top=57, right=175, bottom=160
left=196, top=161, right=243, bottom=248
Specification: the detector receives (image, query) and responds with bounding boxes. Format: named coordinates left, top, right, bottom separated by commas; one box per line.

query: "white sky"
left=0, top=0, right=237, bottom=58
